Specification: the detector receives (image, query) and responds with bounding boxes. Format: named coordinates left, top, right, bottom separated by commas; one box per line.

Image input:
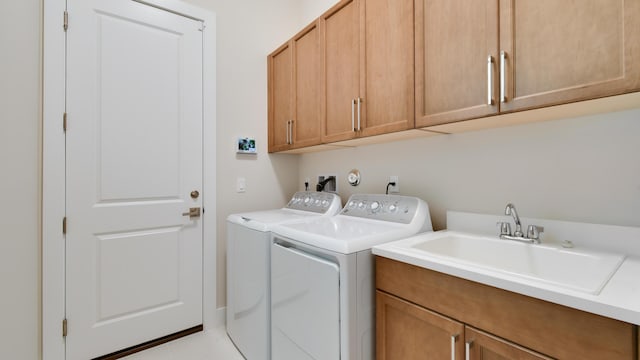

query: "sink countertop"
left=372, top=211, right=640, bottom=325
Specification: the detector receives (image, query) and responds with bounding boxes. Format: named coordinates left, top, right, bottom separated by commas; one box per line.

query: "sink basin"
left=401, top=232, right=625, bottom=294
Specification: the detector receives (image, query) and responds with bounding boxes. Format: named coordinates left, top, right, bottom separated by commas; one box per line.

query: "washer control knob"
left=370, top=201, right=380, bottom=211
left=304, top=196, right=311, bottom=204
left=358, top=202, right=365, bottom=209
left=348, top=201, right=357, bottom=208
left=388, top=203, right=397, bottom=213
left=315, top=199, right=321, bottom=206
left=322, top=200, right=329, bottom=207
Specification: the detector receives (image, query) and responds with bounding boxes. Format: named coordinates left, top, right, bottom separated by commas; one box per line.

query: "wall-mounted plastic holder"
left=237, top=137, right=257, bottom=154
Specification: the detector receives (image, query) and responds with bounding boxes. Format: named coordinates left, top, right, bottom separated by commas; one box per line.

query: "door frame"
left=42, top=1, right=217, bottom=359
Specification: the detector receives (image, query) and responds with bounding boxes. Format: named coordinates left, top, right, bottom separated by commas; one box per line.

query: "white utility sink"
left=391, top=231, right=626, bottom=295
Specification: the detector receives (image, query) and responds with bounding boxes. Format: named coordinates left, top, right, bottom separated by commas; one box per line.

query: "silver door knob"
left=190, top=190, right=200, bottom=199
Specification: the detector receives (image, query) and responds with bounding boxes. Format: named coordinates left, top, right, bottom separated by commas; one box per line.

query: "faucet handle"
left=527, top=225, right=544, bottom=240
left=497, top=222, right=511, bottom=236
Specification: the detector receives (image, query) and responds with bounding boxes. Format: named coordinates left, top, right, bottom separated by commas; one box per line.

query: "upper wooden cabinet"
left=268, top=42, right=292, bottom=152
left=269, top=0, right=640, bottom=151
left=415, top=0, right=500, bottom=127
left=416, top=0, right=640, bottom=127
left=268, top=21, right=322, bottom=153
left=500, top=0, right=640, bottom=113
left=321, top=0, right=415, bottom=143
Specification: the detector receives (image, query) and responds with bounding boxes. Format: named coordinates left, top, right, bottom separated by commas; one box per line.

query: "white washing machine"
left=226, top=191, right=342, bottom=360
left=270, top=194, right=433, bottom=360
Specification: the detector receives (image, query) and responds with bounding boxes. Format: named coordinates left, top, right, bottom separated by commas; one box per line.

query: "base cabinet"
left=377, top=291, right=551, bottom=360
left=377, top=291, right=464, bottom=360
left=376, top=256, right=637, bottom=360
left=465, top=326, right=551, bottom=360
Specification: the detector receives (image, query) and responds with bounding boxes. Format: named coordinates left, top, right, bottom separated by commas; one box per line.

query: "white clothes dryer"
left=270, top=194, right=432, bottom=360
left=226, top=191, right=342, bottom=360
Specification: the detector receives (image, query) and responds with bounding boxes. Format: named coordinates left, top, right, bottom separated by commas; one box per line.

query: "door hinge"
left=62, top=217, right=67, bottom=235
left=63, top=112, right=67, bottom=132
left=62, top=318, right=68, bottom=337
left=63, top=10, right=68, bottom=32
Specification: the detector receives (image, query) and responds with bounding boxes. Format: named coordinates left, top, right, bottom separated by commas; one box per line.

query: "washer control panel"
left=286, top=191, right=342, bottom=214
left=340, top=194, right=422, bottom=224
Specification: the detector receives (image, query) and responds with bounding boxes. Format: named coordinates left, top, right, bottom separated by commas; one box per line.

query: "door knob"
left=190, top=190, right=200, bottom=199
left=182, top=207, right=201, bottom=218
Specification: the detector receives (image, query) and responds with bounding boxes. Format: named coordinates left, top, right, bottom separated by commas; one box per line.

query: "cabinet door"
left=499, top=0, right=640, bottom=112
left=360, top=0, right=415, bottom=136
left=415, top=0, right=499, bottom=127
left=465, top=326, right=553, bottom=360
left=377, top=291, right=465, bottom=360
left=291, top=21, right=322, bottom=149
left=268, top=42, right=293, bottom=152
left=321, top=0, right=360, bottom=143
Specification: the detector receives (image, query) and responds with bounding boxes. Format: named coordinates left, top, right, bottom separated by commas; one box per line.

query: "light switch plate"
left=236, top=177, right=246, bottom=193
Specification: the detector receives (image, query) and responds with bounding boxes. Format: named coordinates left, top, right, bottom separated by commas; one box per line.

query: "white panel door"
left=65, top=0, right=203, bottom=358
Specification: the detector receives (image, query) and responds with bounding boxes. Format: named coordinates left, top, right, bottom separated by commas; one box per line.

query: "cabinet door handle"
left=451, top=334, right=459, bottom=360
left=286, top=121, right=290, bottom=144
left=487, top=56, right=494, bottom=105
left=500, top=50, right=507, bottom=103
left=465, top=340, right=473, bottom=360
left=351, top=99, right=356, bottom=132
left=289, top=120, right=294, bottom=145
left=357, top=98, right=362, bottom=131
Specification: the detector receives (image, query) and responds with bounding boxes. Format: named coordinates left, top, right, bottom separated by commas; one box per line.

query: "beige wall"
left=0, top=1, right=42, bottom=359
left=299, top=109, right=640, bottom=231
left=182, top=0, right=304, bottom=307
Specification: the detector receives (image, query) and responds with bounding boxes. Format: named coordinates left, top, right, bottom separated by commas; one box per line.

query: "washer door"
left=271, top=242, right=340, bottom=360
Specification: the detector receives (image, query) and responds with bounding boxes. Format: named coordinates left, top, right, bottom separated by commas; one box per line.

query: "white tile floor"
left=122, top=326, right=245, bottom=360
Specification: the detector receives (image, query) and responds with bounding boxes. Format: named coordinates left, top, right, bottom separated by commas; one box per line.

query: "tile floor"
left=122, top=326, right=245, bottom=360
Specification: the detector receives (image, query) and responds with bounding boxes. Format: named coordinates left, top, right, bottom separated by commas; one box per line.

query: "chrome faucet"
left=504, top=203, right=523, bottom=237
left=497, top=203, right=544, bottom=244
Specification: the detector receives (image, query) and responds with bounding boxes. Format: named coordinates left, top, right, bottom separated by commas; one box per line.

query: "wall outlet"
left=317, top=174, right=337, bottom=192
left=388, top=176, right=399, bottom=193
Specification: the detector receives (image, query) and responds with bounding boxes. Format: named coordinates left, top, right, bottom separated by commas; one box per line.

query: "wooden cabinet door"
left=415, top=0, right=499, bottom=127
left=499, top=0, right=640, bottom=113
left=377, top=290, right=465, bottom=360
left=360, top=0, right=415, bottom=136
left=292, top=21, right=322, bottom=149
left=268, top=42, right=293, bottom=152
left=321, top=0, right=360, bottom=143
left=465, top=327, right=553, bottom=360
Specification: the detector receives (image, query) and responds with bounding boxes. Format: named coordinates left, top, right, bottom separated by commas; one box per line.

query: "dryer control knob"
left=370, top=201, right=380, bottom=211
left=388, top=204, right=397, bottom=213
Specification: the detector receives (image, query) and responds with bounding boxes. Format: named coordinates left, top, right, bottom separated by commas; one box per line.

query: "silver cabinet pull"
left=286, top=121, right=290, bottom=144
left=357, top=98, right=362, bottom=131
left=465, top=340, right=473, bottom=360
left=351, top=99, right=356, bottom=131
left=487, top=56, right=494, bottom=105
left=451, top=334, right=459, bottom=360
left=500, top=50, right=507, bottom=103
left=289, top=120, right=294, bottom=145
